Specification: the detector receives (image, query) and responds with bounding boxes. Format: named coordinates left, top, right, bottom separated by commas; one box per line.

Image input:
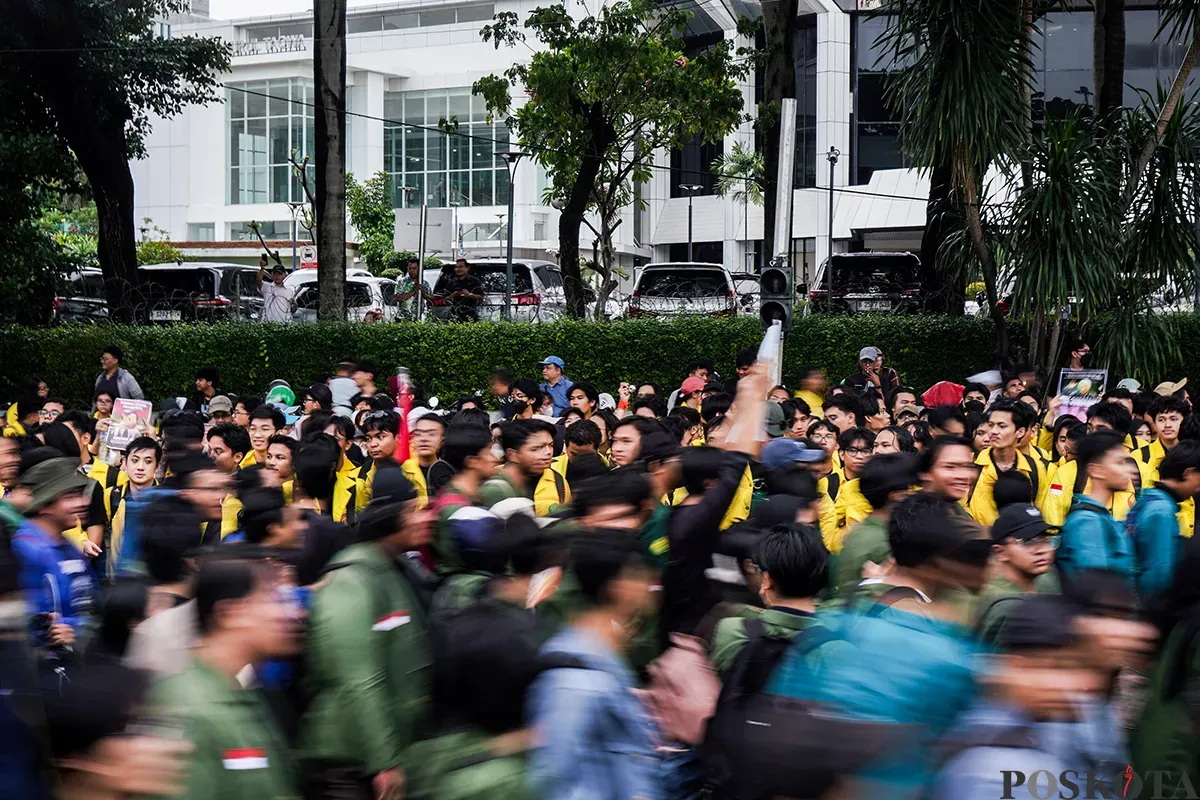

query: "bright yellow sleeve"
left=719, top=466, right=753, bottom=531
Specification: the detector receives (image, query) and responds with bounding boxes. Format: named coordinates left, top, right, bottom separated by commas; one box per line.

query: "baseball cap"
left=538, top=356, right=565, bottom=369
left=639, top=431, right=681, bottom=463
left=764, top=402, right=788, bottom=438
left=207, top=395, right=233, bottom=415
left=992, top=503, right=1051, bottom=544
left=759, top=438, right=827, bottom=471
left=1154, top=378, right=1188, bottom=397
left=1116, top=378, right=1142, bottom=393
left=680, top=376, right=706, bottom=396
left=269, top=263, right=287, bottom=274
left=20, top=458, right=90, bottom=514
left=859, top=346, right=880, bottom=361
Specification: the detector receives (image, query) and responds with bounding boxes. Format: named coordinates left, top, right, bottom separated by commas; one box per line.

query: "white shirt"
left=261, top=281, right=294, bottom=322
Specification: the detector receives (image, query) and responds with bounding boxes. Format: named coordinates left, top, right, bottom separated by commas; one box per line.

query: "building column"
left=724, top=26, right=757, bottom=274
left=349, top=70, right=386, bottom=179
left=814, top=7, right=851, bottom=279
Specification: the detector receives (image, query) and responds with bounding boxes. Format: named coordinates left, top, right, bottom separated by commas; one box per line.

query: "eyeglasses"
left=1018, top=534, right=1059, bottom=549
left=39, top=409, right=60, bottom=419
left=843, top=447, right=872, bottom=457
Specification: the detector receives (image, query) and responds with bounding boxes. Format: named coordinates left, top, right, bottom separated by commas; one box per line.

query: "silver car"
left=424, top=258, right=567, bottom=322
left=628, top=262, right=738, bottom=318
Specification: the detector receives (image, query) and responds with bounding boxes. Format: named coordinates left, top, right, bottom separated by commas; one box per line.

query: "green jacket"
left=300, top=543, right=433, bottom=776
left=832, top=515, right=890, bottom=594
left=971, top=573, right=1035, bottom=645
left=1132, top=620, right=1200, bottom=786
left=405, top=730, right=532, bottom=800
left=710, top=605, right=816, bottom=677
left=145, top=660, right=298, bottom=800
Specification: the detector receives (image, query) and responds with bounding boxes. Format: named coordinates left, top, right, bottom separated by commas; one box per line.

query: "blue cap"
left=759, top=438, right=827, bottom=471
left=538, top=356, right=565, bottom=368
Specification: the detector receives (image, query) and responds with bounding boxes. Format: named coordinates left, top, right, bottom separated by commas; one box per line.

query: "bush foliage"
left=6, top=314, right=1188, bottom=408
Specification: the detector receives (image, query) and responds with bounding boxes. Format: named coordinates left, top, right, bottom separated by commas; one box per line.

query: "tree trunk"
left=919, top=153, right=957, bottom=313
left=594, top=212, right=618, bottom=320
left=760, top=0, right=798, bottom=261
left=1093, top=0, right=1127, bottom=119
left=558, top=109, right=615, bottom=318
left=1128, top=22, right=1200, bottom=205
left=314, top=0, right=347, bottom=321
left=1019, top=0, right=1035, bottom=190
left=955, top=144, right=1010, bottom=368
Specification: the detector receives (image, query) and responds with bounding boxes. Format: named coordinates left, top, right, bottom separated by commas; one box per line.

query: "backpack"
left=701, top=619, right=842, bottom=799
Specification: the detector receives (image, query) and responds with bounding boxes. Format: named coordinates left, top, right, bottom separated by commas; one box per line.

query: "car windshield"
left=346, top=282, right=372, bottom=307
left=433, top=264, right=534, bottom=295
left=533, top=266, right=564, bottom=291
left=64, top=273, right=105, bottom=299
left=824, top=254, right=921, bottom=291
left=141, top=269, right=216, bottom=299
left=637, top=269, right=728, bottom=298
left=379, top=281, right=397, bottom=306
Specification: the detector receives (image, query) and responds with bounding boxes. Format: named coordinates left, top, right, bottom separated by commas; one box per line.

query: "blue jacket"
left=11, top=521, right=98, bottom=646
left=539, top=377, right=574, bottom=417
left=1126, top=486, right=1183, bottom=600
left=528, top=627, right=663, bottom=800
left=1058, top=494, right=1135, bottom=583
left=929, top=702, right=1067, bottom=800
left=113, top=484, right=171, bottom=576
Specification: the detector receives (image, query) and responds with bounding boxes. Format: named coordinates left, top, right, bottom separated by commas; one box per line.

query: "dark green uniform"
left=971, top=573, right=1034, bottom=644
left=710, top=605, right=816, bottom=677
left=832, top=515, right=890, bottom=595
left=146, top=660, right=298, bottom=800
left=405, top=730, right=532, bottom=800
left=300, top=543, right=432, bottom=777
left=1132, top=621, right=1200, bottom=786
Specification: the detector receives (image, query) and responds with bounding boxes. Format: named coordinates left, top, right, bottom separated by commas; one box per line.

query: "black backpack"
left=701, top=619, right=840, bottom=799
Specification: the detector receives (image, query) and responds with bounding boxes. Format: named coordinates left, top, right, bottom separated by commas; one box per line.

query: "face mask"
left=491, top=444, right=505, bottom=460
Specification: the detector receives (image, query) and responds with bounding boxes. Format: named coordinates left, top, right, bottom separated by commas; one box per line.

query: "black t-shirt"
left=442, top=274, right=484, bottom=317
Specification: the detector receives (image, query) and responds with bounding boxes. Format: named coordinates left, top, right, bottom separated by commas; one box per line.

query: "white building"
left=136, top=0, right=1170, bottom=285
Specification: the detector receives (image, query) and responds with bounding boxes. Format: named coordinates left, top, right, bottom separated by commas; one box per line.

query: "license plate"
left=859, top=300, right=891, bottom=311
left=150, top=309, right=181, bottom=321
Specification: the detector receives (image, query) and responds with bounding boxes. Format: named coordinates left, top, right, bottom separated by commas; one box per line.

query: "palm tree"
left=712, top=142, right=765, bottom=271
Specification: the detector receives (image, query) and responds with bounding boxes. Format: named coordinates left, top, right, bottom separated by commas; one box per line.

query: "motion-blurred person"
left=145, top=555, right=302, bottom=799
left=302, top=469, right=434, bottom=800
left=832, top=452, right=918, bottom=594
left=974, top=503, right=1058, bottom=643
left=11, top=458, right=97, bottom=655
left=1058, top=432, right=1136, bottom=586
left=243, top=406, right=284, bottom=468
left=528, top=533, right=662, bottom=799
left=1126, top=441, right=1200, bottom=602
left=264, top=435, right=296, bottom=500
left=710, top=523, right=831, bottom=676
left=401, top=411, right=446, bottom=507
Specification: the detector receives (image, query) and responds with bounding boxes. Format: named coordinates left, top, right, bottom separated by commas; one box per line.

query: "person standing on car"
left=441, top=258, right=484, bottom=322
left=94, top=345, right=144, bottom=402
left=397, top=257, right=433, bottom=320
left=844, top=346, right=898, bottom=394
left=257, top=261, right=295, bottom=323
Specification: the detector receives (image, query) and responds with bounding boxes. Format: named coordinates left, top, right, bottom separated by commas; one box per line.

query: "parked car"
left=291, top=273, right=397, bottom=322
left=138, top=263, right=264, bottom=322
left=730, top=272, right=760, bottom=315
left=424, top=258, right=567, bottom=322
left=807, top=251, right=925, bottom=314
left=54, top=268, right=110, bottom=324
left=628, top=262, right=738, bottom=318
left=283, top=266, right=373, bottom=291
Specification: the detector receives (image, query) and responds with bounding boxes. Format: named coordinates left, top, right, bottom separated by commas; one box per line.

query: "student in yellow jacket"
left=967, top=400, right=1049, bottom=525
left=400, top=412, right=448, bottom=509
left=832, top=427, right=875, bottom=535
left=356, top=411, right=404, bottom=511
left=1136, top=394, right=1189, bottom=475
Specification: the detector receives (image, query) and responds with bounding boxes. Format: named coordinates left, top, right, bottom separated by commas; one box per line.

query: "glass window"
left=187, top=223, right=216, bottom=242
left=384, top=88, right=513, bottom=208
left=348, top=15, right=382, bottom=34
left=1043, top=14, right=1092, bottom=72
left=420, top=8, right=456, bottom=26
left=456, top=4, right=495, bottom=22
left=227, top=78, right=315, bottom=205
left=383, top=13, right=418, bottom=29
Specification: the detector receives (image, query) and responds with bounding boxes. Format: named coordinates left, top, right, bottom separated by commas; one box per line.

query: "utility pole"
left=826, top=146, right=839, bottom=312
left=680, top=184, right=702, bottom=260
left=498, top=151, right=525, bottom=319
left=313, top=0, right=347, bottom=320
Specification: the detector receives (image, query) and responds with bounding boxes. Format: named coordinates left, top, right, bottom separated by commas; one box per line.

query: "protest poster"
left=107, top=399, right=153, bottom=451
left=1057, top=368, right=1108, bottom=422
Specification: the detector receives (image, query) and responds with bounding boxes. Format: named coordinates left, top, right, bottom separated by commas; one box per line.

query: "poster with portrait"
left=1057, top=369, right=1108, bottom=422
left=107, top=399, right=152, bottom=451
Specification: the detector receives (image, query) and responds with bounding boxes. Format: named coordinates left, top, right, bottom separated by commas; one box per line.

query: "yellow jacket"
left=535, top=468, right=570, bottom=516
left=833, top=477, right=872, bottom=535
left=816, top=476, right=841, bottom=553
left=354, top=460, right=377, bottom=512
left=1134, top=439, right=1170, bottom=476
left=332, top=457, right=359, bottom=523
left=667, top=465, right=753, bottom=531
left=401, top=458, right=429, bottom=509
left=794, top=389, right=825, bottom=419
left=968, top=448, right=1049, bottom=526
left=1043, top=459, right=1136, bottom=527
left=239, top=450, right=259, bottom=469
left=221, top=494, right=243, bottom=538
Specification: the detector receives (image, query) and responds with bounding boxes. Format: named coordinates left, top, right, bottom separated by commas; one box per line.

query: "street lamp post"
left=497, top=151, right=526, bottom=320
left=826, top=147, right=839, bottom=312
left=286, top=202, right=304, bottom=271
left=679, top=184, right=702, bottom=261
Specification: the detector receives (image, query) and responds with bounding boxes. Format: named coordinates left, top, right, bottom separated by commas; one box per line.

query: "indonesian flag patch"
left=1049, top=484, right=1063, bottom=496
left=223, top=748, right=268, bottom=770
left=372, top=611, right=411, bottom=631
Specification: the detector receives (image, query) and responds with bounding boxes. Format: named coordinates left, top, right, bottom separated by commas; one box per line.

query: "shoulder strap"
left=1072, top=461, right=1088, bottom=496
left=104, top=463, right=119, bottom=489
left=864, top=586, right=929, bottom=618
left=1140, top=444, right=1152, bottom=463
left=552, top=469, right=565, bottom=504
left=107, top=484, right=125, bottom=522
left=974, top=595, right=1027, bottom=640
left=1022, top=452, right=1040, bottom=501
left=827, top=472, right=840, bottom=502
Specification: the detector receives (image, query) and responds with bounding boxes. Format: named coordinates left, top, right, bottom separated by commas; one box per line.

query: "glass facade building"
left=227, top=79, right=316, bottom=205
left=851, top=7, right=1199, bottom=184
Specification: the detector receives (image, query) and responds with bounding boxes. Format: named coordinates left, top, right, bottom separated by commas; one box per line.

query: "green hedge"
left=1, top=315, right=1013, bottom=408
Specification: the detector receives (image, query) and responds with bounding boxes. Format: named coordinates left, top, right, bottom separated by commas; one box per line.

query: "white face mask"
left=491, top=443, right=505, bottom=460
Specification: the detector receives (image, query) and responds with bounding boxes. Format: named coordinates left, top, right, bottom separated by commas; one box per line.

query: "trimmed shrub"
left=5, top=315, right=1026, bottom=407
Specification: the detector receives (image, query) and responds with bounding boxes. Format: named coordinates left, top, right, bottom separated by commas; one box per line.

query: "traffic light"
left=759, top=260, right=793, bottom=332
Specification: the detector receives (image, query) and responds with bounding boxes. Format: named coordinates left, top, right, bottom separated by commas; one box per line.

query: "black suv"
left=807, top=251, right=925, bottom=314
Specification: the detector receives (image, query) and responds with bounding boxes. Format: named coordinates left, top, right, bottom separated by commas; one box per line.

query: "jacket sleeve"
left=12, top=536, right=54, bottom=621
left=718, top=466, right=753, bottom=531
left=528, top=668, right=609, bottom=799
left=310, top=577, right=404, bottom=775
left=682, top=453, right=750, bottom=546
left=122, top=371, right=145, bottom=401
left=1134, top=501, right=1179, bottom=600
left=1060, top=511, right=1113, bottom=575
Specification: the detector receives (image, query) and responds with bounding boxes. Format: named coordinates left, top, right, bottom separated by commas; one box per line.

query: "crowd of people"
left=2, top=338, right=1200, bottom=799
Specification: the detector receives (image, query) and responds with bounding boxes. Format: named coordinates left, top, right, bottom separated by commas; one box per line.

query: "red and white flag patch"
left=372, top=611, right=411, bottom=631
left=223, top=748, right=268, bottom=770
left=1049, top=484, right=1063, bottom=496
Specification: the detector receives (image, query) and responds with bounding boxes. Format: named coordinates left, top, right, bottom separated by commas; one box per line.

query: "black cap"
left=999, top=596, right=1078, bottom=651
left=992, top=502, right=1051, bottom=544
left=639, top=431, right=681, bottom=464
left=270, top=263, right=288, bottom=274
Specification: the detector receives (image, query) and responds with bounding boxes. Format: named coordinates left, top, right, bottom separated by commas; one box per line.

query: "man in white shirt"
left=257, top=260, right=295, bottom=322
